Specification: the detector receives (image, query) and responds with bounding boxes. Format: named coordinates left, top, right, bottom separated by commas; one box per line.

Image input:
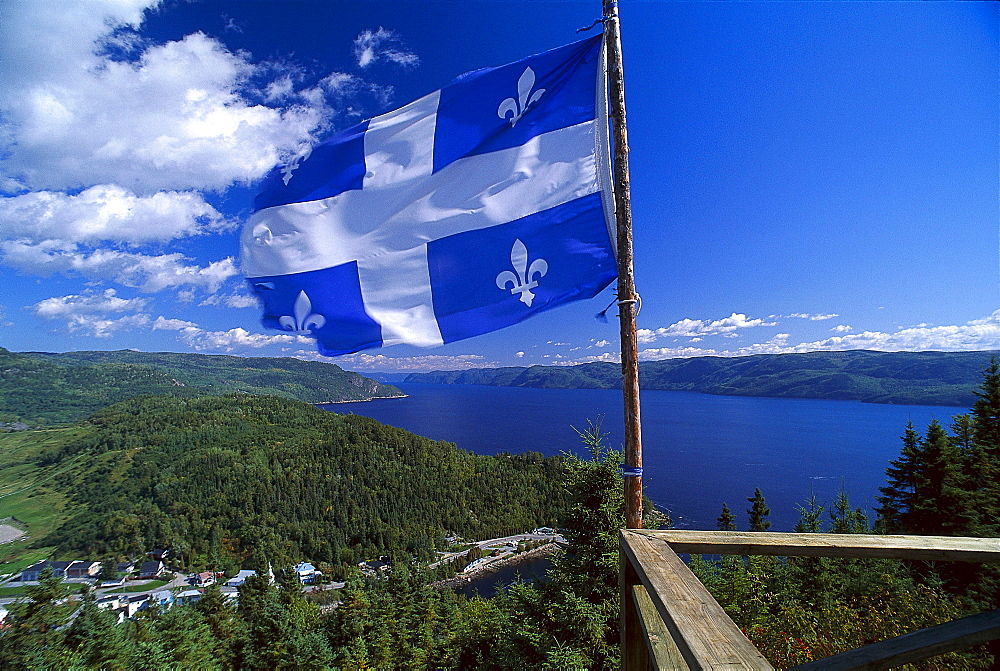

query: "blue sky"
left=1, top=0, right=997, bottom=372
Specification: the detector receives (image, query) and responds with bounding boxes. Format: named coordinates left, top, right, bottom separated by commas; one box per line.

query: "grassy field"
left=0, top=427, right=88, bottom=566
left=104, top=579, right=170, bottom=594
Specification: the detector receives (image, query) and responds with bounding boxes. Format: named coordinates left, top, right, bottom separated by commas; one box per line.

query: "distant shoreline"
left=316, top=394, right=409, bottom=405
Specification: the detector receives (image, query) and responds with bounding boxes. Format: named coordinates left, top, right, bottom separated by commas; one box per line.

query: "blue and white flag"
left=242, top=36, right=617, bottom=356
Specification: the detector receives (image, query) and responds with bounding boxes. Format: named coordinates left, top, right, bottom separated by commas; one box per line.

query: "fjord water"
left=322, top=383, right=965, bottom=531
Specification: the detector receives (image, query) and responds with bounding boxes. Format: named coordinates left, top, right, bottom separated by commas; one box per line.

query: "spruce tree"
left=970, top=358, right=1000, bottom=536
left=876, top=421, right=920, bottom=533
left=717, top=503, right=736, bottom=531
left=746, top=488, right=771, bottom=532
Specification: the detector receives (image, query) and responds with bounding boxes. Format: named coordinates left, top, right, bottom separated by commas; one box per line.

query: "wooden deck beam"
left=640, top=530, right=1000, bottom=564
left=621, top=530, right=774, bottom=670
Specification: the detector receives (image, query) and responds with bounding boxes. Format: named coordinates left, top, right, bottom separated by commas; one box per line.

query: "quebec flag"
left=242, top=36, right=617, bottom=356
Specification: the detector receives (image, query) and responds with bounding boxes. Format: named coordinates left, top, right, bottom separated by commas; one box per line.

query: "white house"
left=225, top=570, right=256, bottom=587
left=294, top=562, right=321, bottom=584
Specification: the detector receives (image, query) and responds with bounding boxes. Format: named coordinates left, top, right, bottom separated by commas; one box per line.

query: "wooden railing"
left=620, top=530, right=1000, bottom=670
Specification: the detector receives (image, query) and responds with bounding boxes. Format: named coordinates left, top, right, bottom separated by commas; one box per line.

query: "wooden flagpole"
left=602, top=0, right=643, bottom=529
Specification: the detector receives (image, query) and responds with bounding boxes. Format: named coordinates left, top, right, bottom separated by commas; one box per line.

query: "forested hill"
left=37, top=395, right=566, bottom=573
left=406, top=350, right=998, bottom=406
left=0, top=348, right=401, bottom=426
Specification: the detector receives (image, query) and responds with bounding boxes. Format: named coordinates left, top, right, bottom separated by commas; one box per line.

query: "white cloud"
left=30, top=289, right=148, bottom=320
left=151, top=316, right=198, bottom=330
left=637, top=312, right=1000, bottom=360
left=0, top=185, right=231, bottom=244
left=831, top=324, right=853, bottom=333
left=2, top=242, right=238, bottom=293
left=0, top=11, right=326, bottom=194
left=638, top=313, right=771, bottom=343
left=29, top=289, right=152, bottom=338
left=177, top=326, right=309, bottom=351
left=515, top=351, right=525, bottom=358
left=788, top=313, right=839, bottom=321
left=595, top=339, right=610, bottom=348
left=199, top=292, right=260, bottom=309
left=353, top=28, right=419, bottom=69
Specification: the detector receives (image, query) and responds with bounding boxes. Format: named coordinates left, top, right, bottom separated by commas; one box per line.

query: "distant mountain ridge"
left=405, top=350, right=998, bottom=407
left=0, top=348, right=402, bottom=426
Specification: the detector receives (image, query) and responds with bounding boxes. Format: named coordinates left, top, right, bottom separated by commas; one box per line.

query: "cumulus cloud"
left=29, top=289, right=153, bottom=338
left=2, top=242, right=238, bottom=292
left=31, top=289, right=148, bottom=319
left=638, top=313, right=772, bottom=343
left=787, top=312, right=839, bottom=321
left=831, top=324, right=853, bottom=333
left=177, top=326, right=308, bottom=351
left=0, top=185, right=231, bottom=244
left=637, top=312, right=1000, bottom=361
left=353, top=28, right=419, bottom=69
left=0, top=4, right=327, bottom=194
left=515, top=351, right=525, bottom=358
left=199, top=292, right=259, bottom=309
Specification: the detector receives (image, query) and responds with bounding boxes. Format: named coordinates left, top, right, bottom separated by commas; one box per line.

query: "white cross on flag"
left=242, top=36, right=617, bottom=356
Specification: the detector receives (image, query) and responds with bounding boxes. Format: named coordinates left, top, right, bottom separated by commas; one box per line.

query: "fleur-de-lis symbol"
left=497, top=67, right=546, bottom=127
left=496, top=239, right=548, bottom=307
left=279, top=291, right=326, bottom=334
left=281, top=146, right=312, bottom=186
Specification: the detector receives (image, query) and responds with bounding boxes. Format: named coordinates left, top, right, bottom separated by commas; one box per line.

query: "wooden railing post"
left=621, top=540, right=650, bottom=670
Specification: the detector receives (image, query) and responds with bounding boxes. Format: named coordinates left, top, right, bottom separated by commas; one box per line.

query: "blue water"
left=322, top=384, right=965, bottom=532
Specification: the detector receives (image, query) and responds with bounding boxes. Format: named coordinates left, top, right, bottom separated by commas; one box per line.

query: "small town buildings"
left=117, top=561, right=135, bottom=575
left=125, top=594, right=150, bottom=618
left=99, top=576, right=127, bottom=588
left=358, top=556, right=391, bottom=576
left=176, top=589, right=203, bottom=606
left=225, top=570, right=256, bottom=587
left=151, top=590, right=174, bottom=610
left=20, top=560, right=72, bottom=581
left=149, top=548, right=169, bottom=561
left=193, top=571, right=215, bottom=586
left=65, top=560, right=101, bottom=579
left=294, top=562, right=321, bottom=584
left=138, top=560, right=164, bottom=579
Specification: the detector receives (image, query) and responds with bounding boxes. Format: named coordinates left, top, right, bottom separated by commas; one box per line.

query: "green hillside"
left=32, top=395, right=565, bottom=573
left=406, top=350, right=998, bottom=406
left=0, top=348, right=401, bottom=426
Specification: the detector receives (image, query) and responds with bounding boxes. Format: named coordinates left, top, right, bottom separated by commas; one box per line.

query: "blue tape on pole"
left=620, top=465, right=642, bottom=477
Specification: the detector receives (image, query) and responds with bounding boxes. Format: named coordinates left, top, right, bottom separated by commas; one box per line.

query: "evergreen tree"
left=793, top=492, right=824, bottom=533
left=876, top=421, right=920, bottom=533
left=828, top=487, right=870, bottom=534
left=0, top=567, right=70, bottom=669
left=63, top=586, right=129, bottom=668
left=877, top=420, right=973, bottom=536
left=746, top=488, right=771, bottom=531
left=717, top=502, right=737, bottom=530
left=970, top=358, right=1000, bottom=535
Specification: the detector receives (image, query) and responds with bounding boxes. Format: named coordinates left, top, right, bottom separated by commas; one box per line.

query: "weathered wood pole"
left=603, top=0, right=643, bottom=530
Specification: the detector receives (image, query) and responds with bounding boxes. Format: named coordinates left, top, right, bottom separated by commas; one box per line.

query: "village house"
left=192, top=571, right=215, bottom=586
left=20, top=560, right=77, bottom=581
left=294, top=561, right=321, bottom=584
left=137, top=560, right=164, bottom=579
left=65, top=560, right=101, bottom=579
left=225, top=569, right=256, bottom=587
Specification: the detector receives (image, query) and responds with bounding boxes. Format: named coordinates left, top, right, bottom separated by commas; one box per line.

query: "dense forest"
left=35, top=395, right=566, bottom=573
left=1, top=359, right=998, bottom=668
left=0, top=348, right=401, bottom=427
left=407, top=349, right=998, bottom=406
